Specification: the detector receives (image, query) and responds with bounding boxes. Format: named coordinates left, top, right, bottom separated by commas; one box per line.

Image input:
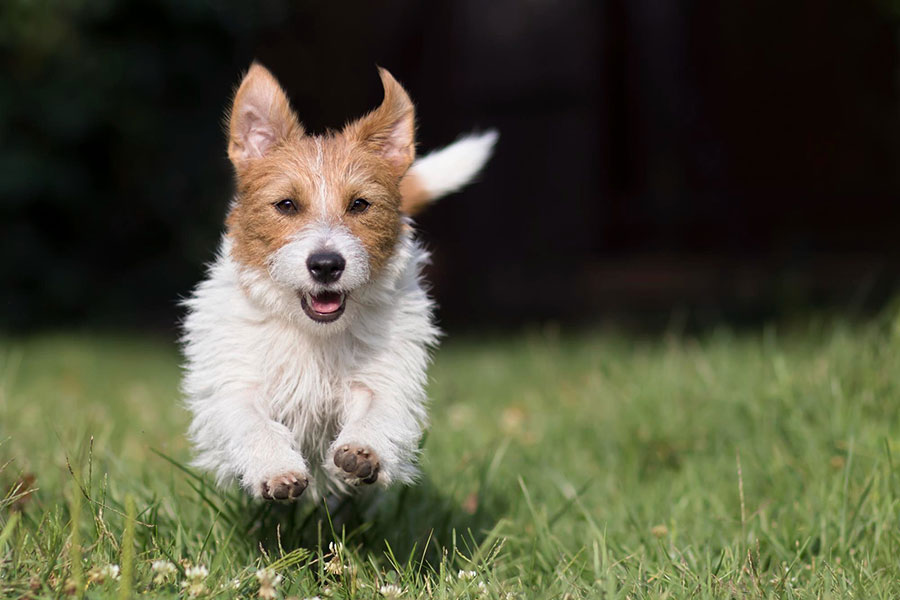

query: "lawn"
left=1, top=315, right=900, bottom=598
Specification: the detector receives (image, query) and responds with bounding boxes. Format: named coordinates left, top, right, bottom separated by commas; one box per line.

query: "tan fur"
left=343, top=68, right=416, bottom=177
left=225, top=64, right=417, bottom=275
left=398, top=172, right=431, bottom=216
left=228, top=63, right=304, bottom=169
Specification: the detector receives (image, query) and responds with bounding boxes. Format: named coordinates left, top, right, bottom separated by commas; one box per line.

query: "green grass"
left=2, top=314, right=900, bottom=598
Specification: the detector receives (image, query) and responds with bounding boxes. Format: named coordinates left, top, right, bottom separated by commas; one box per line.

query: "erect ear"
left=227, top=62, right=303, bottom=169
left=344, top=67, right=416, bottom=177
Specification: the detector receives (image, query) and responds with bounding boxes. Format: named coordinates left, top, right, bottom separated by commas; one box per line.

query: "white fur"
left=408, top=130, right=498, bottom=200
left=268, top=221, right=371, bottom=296
left=182, top=134, right=495, bottom=499
left=183, top=230, right=436, bottom=497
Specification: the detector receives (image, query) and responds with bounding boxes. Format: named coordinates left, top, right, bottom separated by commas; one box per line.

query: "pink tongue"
left=310, top=292, right=343, bottom=314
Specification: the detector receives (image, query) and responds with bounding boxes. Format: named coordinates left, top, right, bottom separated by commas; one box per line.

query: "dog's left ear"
left=345, top=68, right=416, bottom=177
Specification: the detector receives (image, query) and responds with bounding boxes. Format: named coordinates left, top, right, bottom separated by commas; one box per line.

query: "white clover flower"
left=328, top=541, right=343, bottom=555
left=325, top=557, right=344, bottom=576
left=379, top=583, right=404, bottom=598
left=151, top=559, right=175, bottom=572
left=182, top=580, right=207, bottom=597
left=86, top=564, right=120, bottom=584
left=181, top=564, right=209, bottom=598
left=255, top=568, right=281, bottom=584
left=151, top=560, right=177, bottom=585
left=458, top=570, right=477, bottom=580
left=185, top=565, right=209, bottom=580
left=256, top=568, right=282, bottom=600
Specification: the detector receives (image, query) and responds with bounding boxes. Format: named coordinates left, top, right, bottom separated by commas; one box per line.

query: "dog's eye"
left=347, top=198, right=370, bottom=214
left=274, top=199, right=298, bottom=215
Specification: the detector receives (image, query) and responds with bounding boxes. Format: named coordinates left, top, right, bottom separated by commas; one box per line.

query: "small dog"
left=182, top=63, right=496, bottom=501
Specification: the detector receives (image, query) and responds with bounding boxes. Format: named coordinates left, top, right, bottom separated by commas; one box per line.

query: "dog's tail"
left=400, top=130, right=498, bottom=215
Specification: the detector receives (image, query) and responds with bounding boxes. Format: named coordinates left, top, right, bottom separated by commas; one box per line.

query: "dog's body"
left=182, top=64, right=495, bottom=500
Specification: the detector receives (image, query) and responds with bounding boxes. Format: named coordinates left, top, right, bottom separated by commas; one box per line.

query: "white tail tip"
left=400, top=130, right=498, bottom=215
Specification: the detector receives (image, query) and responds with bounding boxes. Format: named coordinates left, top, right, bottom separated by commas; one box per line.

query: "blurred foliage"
left=2, top=0, right=900, bottom=332
left=0, top=0, right=297, bottom=330
left=876, top=0, right=900, bottom=20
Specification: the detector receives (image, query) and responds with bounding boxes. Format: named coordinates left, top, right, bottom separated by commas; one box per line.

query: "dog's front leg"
left=327, top=383, right=425, bottom=488
left=190, top=395, right=309, bottom=501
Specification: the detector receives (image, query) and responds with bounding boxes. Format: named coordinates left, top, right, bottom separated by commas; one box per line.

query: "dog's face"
left=224, top=64, right=415, bottom=328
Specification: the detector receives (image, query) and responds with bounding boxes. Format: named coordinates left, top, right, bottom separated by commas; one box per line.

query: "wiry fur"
left=182, top=63, right=496, bottom=500
left=183, top=230, right=435, bottom=497
left=400, top=131, right=498, bottom=215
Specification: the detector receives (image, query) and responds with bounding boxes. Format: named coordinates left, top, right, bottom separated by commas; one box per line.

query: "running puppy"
left=182, top=63, right=496, bottom=500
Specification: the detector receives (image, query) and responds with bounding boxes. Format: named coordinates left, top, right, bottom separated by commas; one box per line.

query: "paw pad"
left=333, top=444, right=380, bottom=485
left=261, top=472, right=308, bottom=501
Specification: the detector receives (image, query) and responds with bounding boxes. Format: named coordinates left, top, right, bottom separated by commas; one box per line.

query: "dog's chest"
left=254, top=320, right=361, bottom=428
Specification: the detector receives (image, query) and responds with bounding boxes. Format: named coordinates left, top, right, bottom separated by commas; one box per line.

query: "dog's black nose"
left=307, top=251, right=345, bottom=284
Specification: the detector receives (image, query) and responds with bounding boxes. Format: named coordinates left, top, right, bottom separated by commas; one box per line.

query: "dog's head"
left=224, top=64, right=416, bottom=330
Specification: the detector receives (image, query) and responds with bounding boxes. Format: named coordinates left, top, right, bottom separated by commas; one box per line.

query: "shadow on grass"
left=250, top=474, right=504, bottom=566
left=154, top=450, right=505, bottom=568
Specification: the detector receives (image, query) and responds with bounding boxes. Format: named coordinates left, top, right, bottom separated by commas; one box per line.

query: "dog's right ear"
left=227, top=63, right=303, bottom=170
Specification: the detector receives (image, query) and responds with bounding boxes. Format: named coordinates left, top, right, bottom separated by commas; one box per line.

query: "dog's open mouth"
left=301, top=291, right=346, bottom=323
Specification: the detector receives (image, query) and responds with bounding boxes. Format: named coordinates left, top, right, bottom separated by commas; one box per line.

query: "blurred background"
left=3, top=0, right=900, bottom=334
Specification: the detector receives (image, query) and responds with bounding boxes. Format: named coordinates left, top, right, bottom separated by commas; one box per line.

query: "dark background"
left=3, top=0, right=900, bottom=334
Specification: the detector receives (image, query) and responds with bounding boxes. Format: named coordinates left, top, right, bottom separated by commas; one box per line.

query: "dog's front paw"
left=333, top=444, right=380, bottom=485
left=260, top=472, right=309, bottom=501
